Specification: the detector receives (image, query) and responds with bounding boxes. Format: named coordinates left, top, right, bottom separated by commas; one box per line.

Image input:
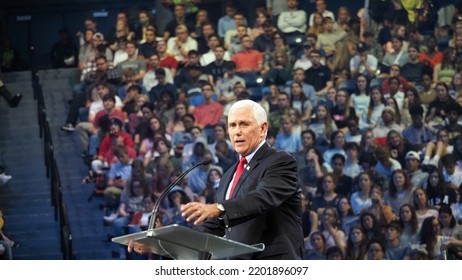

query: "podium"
left=112, top=224, right=265, bottom=260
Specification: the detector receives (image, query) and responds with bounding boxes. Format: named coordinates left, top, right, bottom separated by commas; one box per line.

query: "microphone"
left=147, top=159, right=212, bottom=231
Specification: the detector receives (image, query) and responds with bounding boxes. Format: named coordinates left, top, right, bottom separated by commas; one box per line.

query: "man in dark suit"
left=180, top=99, right=304, bottom=259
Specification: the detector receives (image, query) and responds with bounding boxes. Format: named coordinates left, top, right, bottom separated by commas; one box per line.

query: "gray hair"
left=229, top=99, right=267, bottom=126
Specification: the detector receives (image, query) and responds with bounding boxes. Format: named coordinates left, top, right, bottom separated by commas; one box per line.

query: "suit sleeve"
left=220, top=151, right=299, bottom=227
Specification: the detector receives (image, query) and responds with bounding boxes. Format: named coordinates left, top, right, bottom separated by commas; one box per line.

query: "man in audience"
left=157, top=39, right=178, bottom=77
left=143, top=53, right=174, bottom=92
left=197, top=22, right=217, bottom=55
left=304, top=50, right=333, bottom=97
left=277, top=0, right=307, bottom=47
left=253, top=20, right=276, bottom=53
left=167, top=24, right=198, bottom=65
left=350, top=42, right=378, bottom=79
left=316, top=16, right=347, bottom=58
left=215, top=61, right=246, bottom=105
left=137, top=27, right=158, bottom=65
left=193, top=83, right=224, bottom=141
left=200, top=35, right=230, bottom=67
left=404, top=151, right=428, bottom=189
left=203, top=45, right=229, bottom=86
left=117, top=41, right=146, bottom=83
left=163, top=4, right=195, bottom=41
left=400, top=44, right=432, bottom=86
left=148, top=68, right=177, bottom=105
left=402, top=104, right=433, bottom=150
left=232, top=35, right=264, bottom=84
left=218, top=2, right=237, bottom=39
left=284, top=68, right=316, bottom=105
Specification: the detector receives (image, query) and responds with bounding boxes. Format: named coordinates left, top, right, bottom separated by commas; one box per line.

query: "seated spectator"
left=308, top=103, right=337, bottom=149
left=224, top=12, right=250, bottom=50
left=386, top=130, right=414, bottom=167
left=425, top=82, right=454, bottom=128
left=312, top=174, right=341, bottom=216
left=157, top=39, right=178, bottom=77
left=349, top=42, right=378, bottom=79
left=384, top=170, right=416, bottom=214
left=384, top=221, right=408, bottom=260
left=137, top=27, right=158, bottom=65
left=372, top=106, right=403, bottom=144
left=402, top=104, right=433, bottom=150
left=103, top=145, right=134, bottom=210
left=344, top=141, right=362, bottom=178
left=116, top=41, right=147, bottom=83
left=167, top=24, right=198, bottom=65
left=299, top=148, right=327, bottom=197
left=401, top=44, right=432, bottom=86
left=253, top=20, right=276, bottom=54
left=323, top=131, right=347, bottom=171
left=107, top=175, right=149, bottom=259
left=231, top=35, right=264, bottom=82
left=277, top=0, right=307, bottom=47
left=143, top=54, right=174, bottom=92
left=217, top=2, right=237, bottom=39
left=148, top=68, right=177, bottom=105
left=50, top=28, right=78, bottom=68
left=404, top=151, right=428, bottom=189
left=425, top=167, right=457, bottom=209
left=367, top=185, right=395, bottom=228
left=308, top=0, right=335, bottom=27
left=200, top=35, right=230, bottom=67
left=203, top=45, right=229, bottom=86
left=381, top=36, right=409, bottom=69
left=350, top=172, right=373, bottom=215
left=433, top=48, right=456, bottom=85
left=215, top=61, right=246, bottom=105
left=374, top=146, right=402, bottom=183
left=441, top=154, right=462, bottom=191
left=412, top=187, right=439, bottom=227
left=304, top=50, right=333, bottom=96
left=315, top=16, right=346, bottom=58
left=163, top=4, right=194, bottom=42
left=274, top=115, right=302, bottom=154
left=331, top=154, right=353, bottom=198
left=318, top=207, right=346, bottom=255
left=304, top=231, right=327, bottom=260
left=345, top=223, right=368, bottom=260
left=398, top=204, right=420, bottom=245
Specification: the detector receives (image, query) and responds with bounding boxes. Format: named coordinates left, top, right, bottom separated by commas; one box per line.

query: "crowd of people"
left=52, top=0, right=462, bottom=260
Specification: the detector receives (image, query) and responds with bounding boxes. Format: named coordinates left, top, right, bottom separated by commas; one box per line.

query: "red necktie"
left=227, top=157, right=247, bottom=199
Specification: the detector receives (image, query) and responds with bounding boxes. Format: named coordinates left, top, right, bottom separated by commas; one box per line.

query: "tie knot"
left=239, top=157, right=247, bottom=165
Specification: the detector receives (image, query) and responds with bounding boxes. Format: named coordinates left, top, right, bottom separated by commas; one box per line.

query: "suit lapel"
left=230, top=143, right=269, bottom=199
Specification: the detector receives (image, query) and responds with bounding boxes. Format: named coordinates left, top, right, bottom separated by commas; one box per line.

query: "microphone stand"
left=147, top=159, right=212, bottom=232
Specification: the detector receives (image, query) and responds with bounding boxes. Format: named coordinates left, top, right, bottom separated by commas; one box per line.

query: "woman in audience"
left=386, top=129, right=413, bottom=166
left=420, top=216, right=445, bottom=259
left=351, top=74, right=371, bottom=120
left=308, top=12, right=324, bottom=35
left=439, top=204, right=462, bottom=259
left=336, top=196, right=357, bottom=235
left=385, top=96, right=407, bottom=126
left=111, top=177, right=149, bottom=259
left=289, top=83, right=313, bottom=123
left=299, top=148, right=327, bottom=197
left=398, top=204, right=420, bottom=245
left=358, top=129, right=376, bottom=159
left=412, top=187, right=439, bottom=227
left=305, top=231, right=327, bottom=260
left=167, top=101, right=188, bottom=135
left=331, top=89, right=356, bottom=131
left=144, top=137, right=172, bottom=171
left=346, top=223, right=368, bottom=260
left=360, top=212, right=385, bottom=241
left=264, top=46, right=292, bottom=86
left=208, top=123, right=232, bottom=163
left=425, top=82, right=454, bottom=127
left=288, top=108, right=308, bottom=135
left=425, top=167, right=457, bottom=208
left=366, top=238, right=386, bottom=260
left=419, top=73, right=436, bottom=107
left=449, top=72, right=462, bottom=99
left=319, top=207, right=347, bottom=255
left=367, top=185, right=395, bottom=228
left=139, top=116, right=171, bottom=158
left=350, top=172, right=373, bottom=215
left=384, top=169, right=416, bottom=213
left=129, top=95, right=151, bottom=138
left=308, top=103, right=337, bottom=149
left=312, top=174, right=341, bottom=216
left=433, top=48, right=456, bottom=85
left=250, top=8, right=270, bottom=40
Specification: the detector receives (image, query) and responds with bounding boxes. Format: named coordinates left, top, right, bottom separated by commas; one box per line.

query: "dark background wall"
left=0, top=0, right=362, bottom=69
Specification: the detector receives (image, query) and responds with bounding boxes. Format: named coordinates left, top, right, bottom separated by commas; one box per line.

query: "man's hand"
left=181, top=202, right=222, bottom=225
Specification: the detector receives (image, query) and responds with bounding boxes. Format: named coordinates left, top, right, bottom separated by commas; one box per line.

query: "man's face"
left=189, top=54, right=199, bottom=64
left=228, top=106, right=268, bottom=157
left=208, top=36, right=220, bottom=49
left=234, top=14, right=245, bottom=26
left=309, top=53, right=321, bottom=66
left=411, top=114, right=423, bottom=128
left=293, top=70, right=304, bottom=82
left=126, top=43, right=137, bottom=57
left=214, top=47, right=225, bottom=60
left=408, top=48, right=418, bottom=60
left=96, top=59, right=108, bottom=71
left=146, top=31, right=155, bottom=43
left=324, top=20, right=334, bottom=32
left=280, top=119, right=292, bottom=134
left=392, top=39, right=402, bottom=51
left=202, top=85, right=213, bottom=100
left=176, top=29, right=188, bottom=41
left=149, top=55, right=159, bottom=68
left=174, top=5, right=185, bottom=18
left=277, top=94, right=289, bottom=109
left=183, top=117, right=194, bottom=130
left=241, top=37, right=253, bottom=50
left=226, top=6, right=236, bottom=17
left=332, top=158, right=344, bottom=174
left=103, top=99, right=115, bottom=110
left=405, top=158, right=419, bottom=172
left=96, top=85, right=109, bottom=98
left=287, top=0, right=298, bottom=10
left=202, top=25, right=214, bottom=37
left=316, top=0, right=326, bottom=12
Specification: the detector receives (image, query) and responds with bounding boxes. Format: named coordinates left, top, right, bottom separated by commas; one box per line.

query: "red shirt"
left=418, top=51, right=443, bottom=68
left=160, top=55, right=179, bottom=70
left=232, top=50, right=263, bottom=72
left=193, top=102, right=224, bottom=127
left=98, top=131, right=135, bottom=164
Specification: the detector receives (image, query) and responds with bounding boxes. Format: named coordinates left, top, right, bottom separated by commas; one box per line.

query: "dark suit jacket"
left=198, top=143, right=304, bottom=259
